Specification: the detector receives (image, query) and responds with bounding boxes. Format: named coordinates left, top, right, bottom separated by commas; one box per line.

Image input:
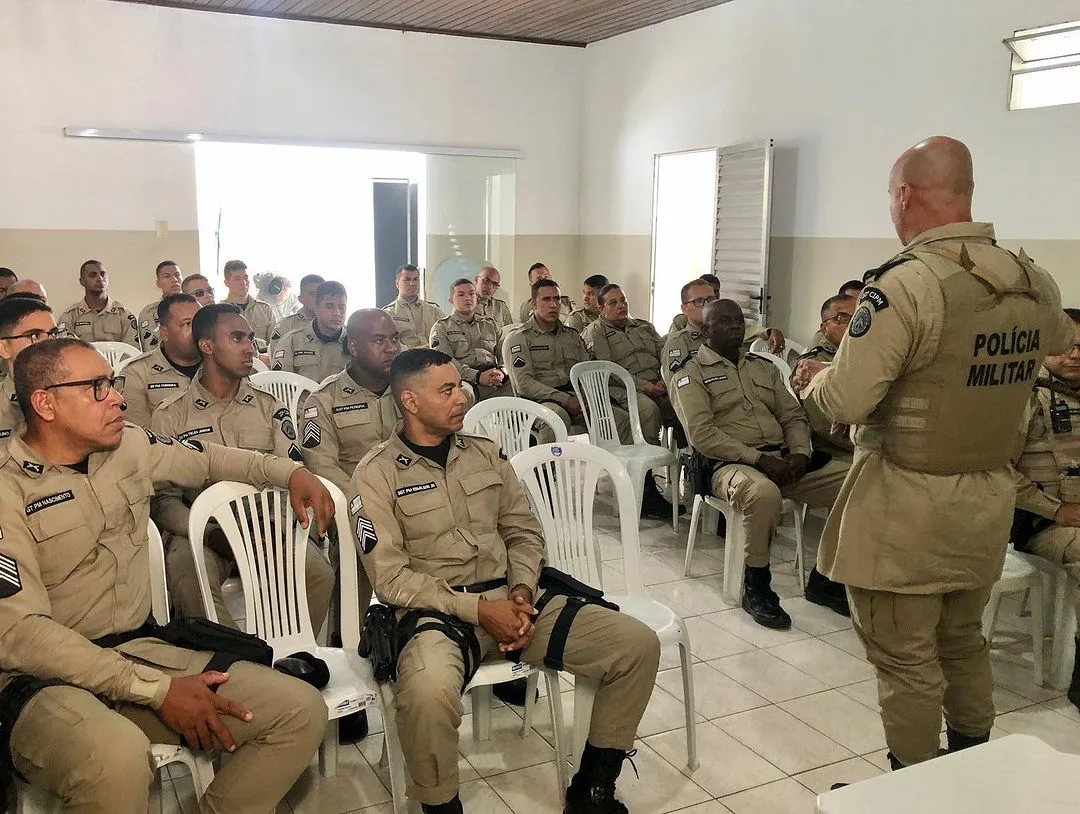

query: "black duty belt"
left=451, top=578, right=508, bottom=594
left=757, top=444, right=787, bottom=453
left=91, top=618, right=159, bottom=649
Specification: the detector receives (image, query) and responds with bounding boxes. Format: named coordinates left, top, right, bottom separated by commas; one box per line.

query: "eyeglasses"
left=189, top=287, right=214, bottom=298
left=825, top=313, right=853, bottom=325
left=0, top=327, right=69, bottom=343
left=44, top=375, right=125, bottom=401
left=683, top=295, right=719, bottom=308
left=478, top=278, right=500, bottom=289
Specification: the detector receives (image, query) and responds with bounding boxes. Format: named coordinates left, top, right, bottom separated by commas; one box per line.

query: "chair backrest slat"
left=250, top=371, right=320, bottom=427
left=569, top=361, right=648, bottom=447
left=463, top=396, right=568, bottom=458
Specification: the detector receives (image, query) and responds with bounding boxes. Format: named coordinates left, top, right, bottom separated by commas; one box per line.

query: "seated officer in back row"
left=792, top=295, right=856, bottom=457
left=151, top=304, right=335, bottom=629
left=506, top=279, right=632, bottom=443
left=351, top=349, right=660, bottom=814
left=120, top=293, right=203, bottom=428
left=0, top=338, right=332, bottom=813
left=57, top=260, right=140, bottom=346
left=1013, top=307, right=1080, bottom=711
left=272, top=281, right=350, bottom=382
left=671, top=299, right=851, bottom=628
left=0, top=297, right=63, bottom=446
left=384, top=264, right=444, bottom=349
left=270, top=273, right=325, bottom=351
left=430, top=278, right=509, bottom=401
left=135, top=261, right=184, bottom=351
left=473, top=265, right=514, bottom=331
left=566, top=274, right=609, bottom=333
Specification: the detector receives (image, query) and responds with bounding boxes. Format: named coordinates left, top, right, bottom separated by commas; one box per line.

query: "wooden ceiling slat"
left=106, top=0, right=732, bottom=44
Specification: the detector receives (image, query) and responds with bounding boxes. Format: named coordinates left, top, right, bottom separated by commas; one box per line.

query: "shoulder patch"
left=280, top=418, right=296, bottom=440
left=272, top=407, right=290, bottom=420
left=513, top=357, right=526, bottom=368
left=0, top=552, right=21, bottom=597
left=274, top=350, right=286, bottom=359
left=302, top=419, right=321, bottom=448
left=859, top=286, right=889, bottom=312
left=355, top=515, right=378, bottom=554
left=676, top=376, right=691, bottom=388
left=510, top=344, right=522, bottom=354
left=349, top=495, right=363, bottom=515
left=179, top=438, right=205, bottom=452
left=848, top=305, right=872, bottom=338
left=287, top=443, right=303, bottom=462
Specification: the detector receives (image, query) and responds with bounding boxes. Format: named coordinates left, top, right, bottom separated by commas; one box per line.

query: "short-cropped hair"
left=315, top=281, right=347, bottom=303
left=680, top=279, right=711, bottom=303
left=300, top=274, right=325, bottom=289
left=531, top=278, right=559, bottom=299
left=450, top=278, right=474, bottom=293
left=583, top=274, right=609, bottom=290
left=14, top=337, right=93, bottom=417
left=192, top=302, right=244, bottom=344
left=396, top=264, right=420, bottom=278
left=390, top=348, right=454, bottom=402
left=0, top=296, right=51, bottom=337
left=820, top=294, right=854, bottom=321
left=222, top=260, right=248, bottom=277
left=158, top=293, right=198, bottom=326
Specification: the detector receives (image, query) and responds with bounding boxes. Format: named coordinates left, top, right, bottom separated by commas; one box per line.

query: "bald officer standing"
left=0, top=338, right=332, bottom=813
left=796, top=136, right=1074, bottom=770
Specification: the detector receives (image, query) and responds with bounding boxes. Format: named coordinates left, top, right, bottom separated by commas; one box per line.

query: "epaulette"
left=864, top=254, right=913, bottom=283
left=745, top=352, right=765, bottom=361
left=796, top=346, right=828, bottom=361
left=1034, top=377, right=1077, bottom=397
left=358, top=441, right=390, bottom=467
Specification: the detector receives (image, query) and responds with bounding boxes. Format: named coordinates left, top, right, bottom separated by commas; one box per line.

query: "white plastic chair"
left=249, top=370, right=320, bottom=426
left=251, top=357, right=269, bottom=373
left=93, top=341, right=142, bottom=370
left=749, top=336, right=807, bottom=362
left=14, top=521, right=214, bottom=814
left=186, top=481, right=376, bottom=778
left=511, top=443, right=698, bottom=779
left=984, top=548, right=1047, bottom=687
left=463, top=396, right=569, bottom=458
left=568, top=361, right=677, bottom=521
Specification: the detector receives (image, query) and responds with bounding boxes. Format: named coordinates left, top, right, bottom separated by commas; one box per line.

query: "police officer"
left=121, top=293, right=202, bottom=428
left=672, top=299, right=850, bottom=628
left=151, top=304, right=335, bottom=630
left=796, top=136, right=1074, bottom=770
left=807, top=281, right=865, bottom=348
left=430, top=278, right=509, bottom=401
left=0, top=297, right=62, bottom=445
left=567, top=274, right=608, bottom=332
left=135, top=261, right=183, bottom=351
left=7, top=279, right=48, bottom=302
left=383, top=264, right=444, bottom=349
left=271, top=281, right=350, bottom=382
left=0, top=267, right=15, bottom=299
left=57, top=260, right=140, bottom=346
left=516, top=262, right=573, bottom=323
left=792, top=294, right=856, bottom=456
left=182, top=273, right=217, bottom=307
left=350, top=348, right=660, bottom=814
left=506, top=279, right=631, bottom=442
left=221, top=260, right=275, bottom=351
left=1013, top=307, right=1080, bottom=710
left=0, top=337, right=331, bottom=813
left=474, top=265, right=514, bottom=330
left=270, top=273, right=325, bottom=350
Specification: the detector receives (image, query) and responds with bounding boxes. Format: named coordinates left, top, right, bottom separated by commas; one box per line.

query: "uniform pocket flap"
left=237, top=430, right=274, bottom=451
left=396, top=488, right=444, bottom=516
left=333, top=407, right=373, bottom=428
left=460, top=471, right=502, bottom=496
left=26, top=498, right=85, bottom=541
left=117, top=473, right=155, bottom=504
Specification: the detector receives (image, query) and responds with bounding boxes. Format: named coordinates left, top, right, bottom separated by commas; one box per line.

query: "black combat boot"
left=492, top=677, right=538, bottom=707
left=1069, top=638, right=1080, bottom=712
left=422, top=795, right=463, bottom=814
left=742, top=566, right=791, bottom=629
left=337, top=709, right=369, bottom=743
left=564, top=742, right=635, bottom=814
left=640, top=472, right=683, bottom=520
left=945, top=726, right=990, bottom=753
left=804, top=568, right=850, bottom=617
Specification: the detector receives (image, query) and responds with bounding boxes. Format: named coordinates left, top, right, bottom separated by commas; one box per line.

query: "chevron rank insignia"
left=355, top=516, right=378, bottom=554
left=0, top=552, right=21, bottom=598
left=302, top=419, right=321, bottom=448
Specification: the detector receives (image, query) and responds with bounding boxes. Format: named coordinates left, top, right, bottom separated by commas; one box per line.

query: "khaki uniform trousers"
left=848, top=586, right=995, bottom=767
left=394, top=592, right=660, bottom=805
left=711, top=459, right=848, bottom=568
left=165, top=534, right=336, bottom=633
left=9, top=657, right=328, bottom=814
left=1027, top=525, right=1080, bottom=627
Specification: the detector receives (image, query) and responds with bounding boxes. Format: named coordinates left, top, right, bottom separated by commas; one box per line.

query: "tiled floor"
left=156, top=508, right=1078, bottom=813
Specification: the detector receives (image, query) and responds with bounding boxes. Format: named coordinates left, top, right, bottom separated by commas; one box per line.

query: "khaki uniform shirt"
left=793, top=342, right=854, bottom=454
left=802, top=222, right=1073, bottom=593
left=566, top=308, right=599, bottom=333
left=57, top=297, right=140, bottom=346
left=661, top=326, right=704, bottom=386
left=300, top=370, right=399, bottom=495
left=518, top=297, right=573, bottom=324
left=0, top=428, right=299, bottom=704
left=476, top=296, right=514, bottom=330
left=0, top=377, right=23, bottom=447
left=269, top=310, right=314, bottom=354
left=136, top=299, right=163, bottom=351
left=672, top=345, right=811, bottom=465
left=150, top=376, right=301, bottom=539
left=226, top=296, right=275, bottom=351
left=430, top=312, right=501, bottom=385
left=1014, top=376, right=1080, bottom=520
left=120, top=346, right=197, bottom=428
left=383, top=297, right=444, bottom=350
left=350, top=432, right=544, bottom=626
left=582, top=316, right=664, bottom=391
left=271, top=325, right=350, bottom=383
left=505, top=317, right=588, bottom=409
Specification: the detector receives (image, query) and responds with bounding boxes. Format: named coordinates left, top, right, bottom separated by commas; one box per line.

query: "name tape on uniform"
left=703, top=375, right=728, bottom=384
left=147, top=382, right=179, bottom=390
left=25, top=490, right=75, bottom=516
left=333, top=403, right=369, bottom=414
left=395, top=482, right=438, bottom=497
left=177, top=426, right=213, bottom=441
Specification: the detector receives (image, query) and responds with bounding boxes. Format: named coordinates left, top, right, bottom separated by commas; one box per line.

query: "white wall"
left=0, top=0, right=583, bottom=307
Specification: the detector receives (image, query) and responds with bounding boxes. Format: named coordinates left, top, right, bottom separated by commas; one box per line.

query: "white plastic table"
left=816, top=734, right=1080, bottom=813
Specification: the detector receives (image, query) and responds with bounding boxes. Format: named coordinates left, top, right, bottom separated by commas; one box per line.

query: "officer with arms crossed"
left=57, top=260, right=140, bottom=346
left=567, top=274, right=609, bottom=333
left=272, top=280, right=350, bottom=382
left=473, top=265, right=513, bottom=330
left=151, top=303, right=335, bottom=629
left=351, top=348, right=660, bottom=814
left=221, top=260, right=275, bottom=352
left=0, top=338, right=333, bottom=813
left=120, top=293, right=203, bottom=428
left=135, top=261, right=184, bottom=351
left=796, top=136, right=1073, bottom=770
left=430, top=278, right=509, bottom=401
left=270, top=273, right=325, bottom=350
left=672, top=299, right=851, bottom=627
left=1013, top=307, right=1080, bottom=710
left=383, top=264, right=444, bottom=350
left=792, top=295, right=857, bottom=457
left=0, top=297, right=64, bottom=445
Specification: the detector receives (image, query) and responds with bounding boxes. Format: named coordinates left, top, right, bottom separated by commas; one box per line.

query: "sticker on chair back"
left=551, top=446, right=562, bottom=457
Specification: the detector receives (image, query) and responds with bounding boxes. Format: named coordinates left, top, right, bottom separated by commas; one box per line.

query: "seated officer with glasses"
left=0, top=337, right=334, bottom=812
left=0, top=296, right=66, bottom=445
left=791, top=295, right=856, bottom=456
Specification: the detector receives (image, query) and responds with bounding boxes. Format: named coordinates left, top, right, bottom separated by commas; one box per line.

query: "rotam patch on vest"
left=25, top=490, right=75, bottom=516
left=395, top=482, right=437, bottom=497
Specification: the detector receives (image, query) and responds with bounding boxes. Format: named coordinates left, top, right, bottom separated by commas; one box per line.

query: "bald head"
left=345, top=308, right=401, bottom=379
left=7, top=279, right=48, bottom=302
left=702, top=298, right=746, bottom=359
left=889, top=136, right=974, bottom=244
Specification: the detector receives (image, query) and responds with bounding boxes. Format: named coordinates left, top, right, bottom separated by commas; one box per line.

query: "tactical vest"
left=1016, top=381, right=1080, bottom=502
left=859, top=240, right=1059, bottom=475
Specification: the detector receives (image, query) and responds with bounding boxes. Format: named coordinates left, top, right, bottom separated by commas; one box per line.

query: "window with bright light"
left=1005, top=20, right=1080, bottom=110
